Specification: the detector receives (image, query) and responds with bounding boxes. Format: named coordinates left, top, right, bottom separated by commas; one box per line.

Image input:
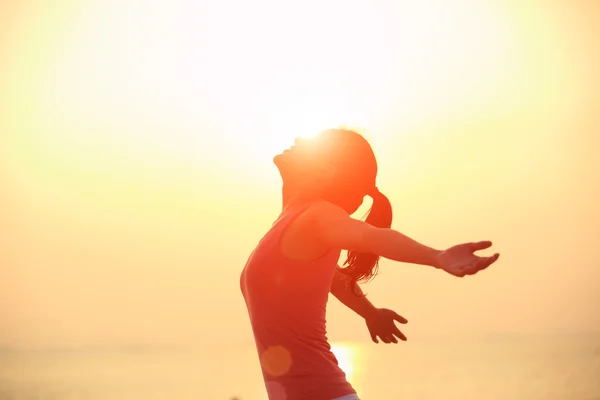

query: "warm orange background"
left=1, top=0, right=598, bottom=354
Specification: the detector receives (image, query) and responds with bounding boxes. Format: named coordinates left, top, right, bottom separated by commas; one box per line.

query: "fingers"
left=464, top=253, right=500, bottom=276
left=392, top=326, right=407, bottom=341
left=379, top=331, right=405, bottom=344
left=373, top=326, right=407, bottom=344
left=369, top=311, right=409, bottom=344
left=473, top=253, right=500, bottom=271
left=382, top=335, right=397, bottom=344
left=378, top=335, right=392, bottom=344
left=392, top=312, right=408, bottom=324
left=370, top=330, right=378, bottom=344
left=468, top=241, right=493, bottom=252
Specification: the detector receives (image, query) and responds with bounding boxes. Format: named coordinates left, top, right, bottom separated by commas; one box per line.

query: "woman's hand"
left=365, top=308, right=408, bottom=344
left=436, top=241, right=500, bottom=277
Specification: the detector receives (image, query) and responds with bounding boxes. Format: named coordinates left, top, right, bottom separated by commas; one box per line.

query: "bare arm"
left=310, top=201, right=499, bottom=275
left=330, top=266, right=377, bottom=319
left=312, top=201, right=441, bottom=267
left=330, top=265, right=409, bottom=343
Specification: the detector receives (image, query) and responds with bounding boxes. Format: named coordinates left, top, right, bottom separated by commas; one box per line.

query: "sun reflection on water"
left=330, top=342, right=366, bottom=389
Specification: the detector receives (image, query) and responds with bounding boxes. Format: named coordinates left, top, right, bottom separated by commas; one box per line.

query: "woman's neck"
left=281, top=184, right=319, bottom=214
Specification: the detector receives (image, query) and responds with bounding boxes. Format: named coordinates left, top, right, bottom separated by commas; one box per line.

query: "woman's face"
left=274, top=130, right=377, bottom=206
left=273, top=135, right=326, bottom=175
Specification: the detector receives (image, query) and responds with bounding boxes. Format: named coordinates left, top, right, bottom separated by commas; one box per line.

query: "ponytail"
left=342, top=188, right=393, bottom=286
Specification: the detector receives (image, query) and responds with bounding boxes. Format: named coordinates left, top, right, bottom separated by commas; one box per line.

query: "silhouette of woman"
left=240, top=129, right=499, bottom=400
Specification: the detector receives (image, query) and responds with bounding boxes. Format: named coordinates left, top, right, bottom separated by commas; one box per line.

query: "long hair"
left=341, top=189, right=393, bottom=287
left=308, top=129, right=392, bottom=288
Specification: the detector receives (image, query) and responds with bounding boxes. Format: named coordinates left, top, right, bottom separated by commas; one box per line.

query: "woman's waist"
left=257, top=334, right=340, bottom=373
left=265, top=366, right=355, bottom=400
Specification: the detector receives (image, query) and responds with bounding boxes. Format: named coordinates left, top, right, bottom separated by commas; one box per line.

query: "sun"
left=29, top=0, right=515, bottom=180
left=256, top=99, right=377, bottom=165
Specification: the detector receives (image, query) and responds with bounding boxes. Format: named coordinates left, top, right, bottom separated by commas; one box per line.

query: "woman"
left=240, top=129, right=499, bottom=400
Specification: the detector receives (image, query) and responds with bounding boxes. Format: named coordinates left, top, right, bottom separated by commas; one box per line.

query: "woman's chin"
left=273, top=152, right=291, bottom=164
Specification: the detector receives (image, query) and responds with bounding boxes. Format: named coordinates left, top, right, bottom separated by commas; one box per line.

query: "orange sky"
left=1, top=0, right=599, bottom=350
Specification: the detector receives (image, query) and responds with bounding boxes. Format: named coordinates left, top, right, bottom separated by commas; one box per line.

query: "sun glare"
left=27, top=0, right=522, bottom=185
left=330, top=343, right=361, bottom=384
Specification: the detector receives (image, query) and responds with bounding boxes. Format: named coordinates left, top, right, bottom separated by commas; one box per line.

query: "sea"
left=1, top=333, right=598, bottom=400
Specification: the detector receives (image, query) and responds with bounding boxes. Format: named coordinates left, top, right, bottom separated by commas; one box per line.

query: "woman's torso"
left=240, top=205, right=355, bottom=400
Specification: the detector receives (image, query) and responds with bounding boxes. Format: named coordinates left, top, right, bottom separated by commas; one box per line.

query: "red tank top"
left=240, top=205, right=356, bottom=400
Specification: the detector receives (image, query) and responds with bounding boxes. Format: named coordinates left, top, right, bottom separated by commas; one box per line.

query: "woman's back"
left=240, top=205, right=356, bottom=400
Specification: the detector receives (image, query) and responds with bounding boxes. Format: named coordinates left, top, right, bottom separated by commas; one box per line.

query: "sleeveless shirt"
left=240, top=205, right=356, bottom=400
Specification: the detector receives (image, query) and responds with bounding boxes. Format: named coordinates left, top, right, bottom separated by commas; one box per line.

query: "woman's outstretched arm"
left=309, top=201, right=499, bottom=277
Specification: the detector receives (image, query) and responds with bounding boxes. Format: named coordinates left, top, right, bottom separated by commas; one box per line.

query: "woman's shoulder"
left=302, top=200, right=350, bottom=223
left=276, top=201, right=350, bottom=239
left=305, top=199, right=346, bottom=215
left=280, top=200, right=345, bottom=222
